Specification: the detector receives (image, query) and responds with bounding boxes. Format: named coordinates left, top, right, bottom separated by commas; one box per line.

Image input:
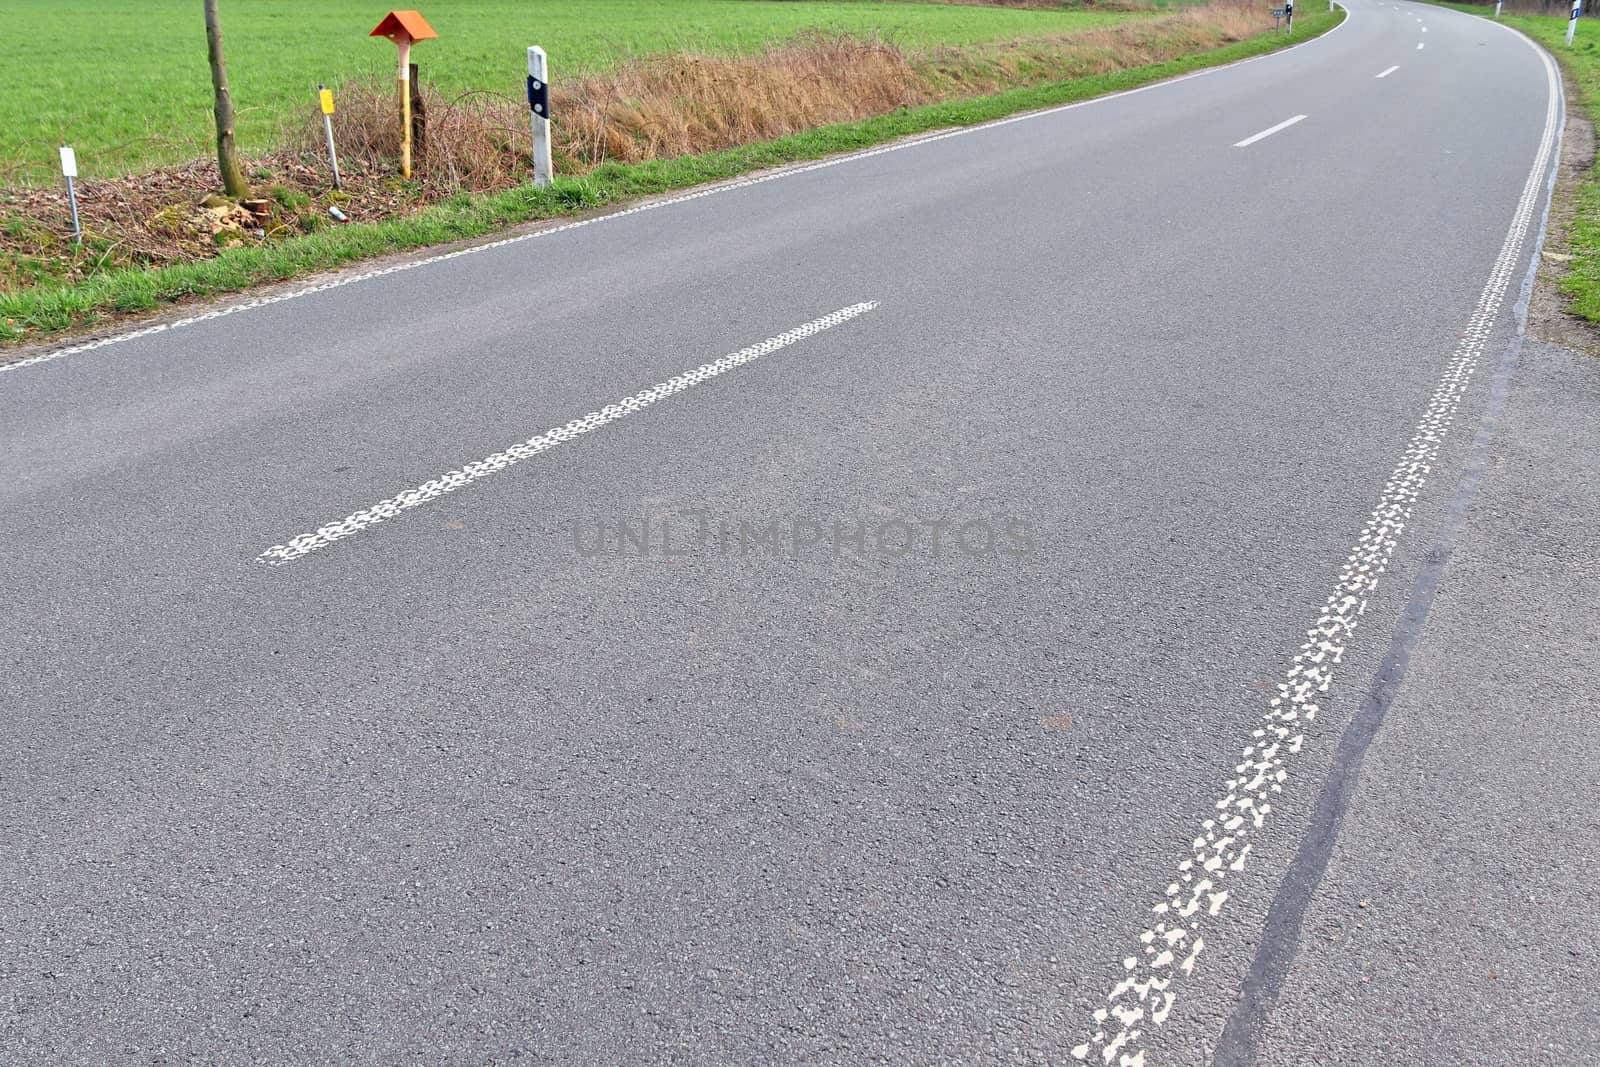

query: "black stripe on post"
left=526, top=76, right=550, bottom=118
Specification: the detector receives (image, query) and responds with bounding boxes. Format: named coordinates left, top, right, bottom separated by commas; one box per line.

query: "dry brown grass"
left=917, top=2, right=1262, bottom=93
left=309, top=1, right=1263, bottom=174
left=539, top=2, right=1262, bottom=166
left=556, top=32, right=927, bottom=166
left=289, top=83, right=530, bottom=196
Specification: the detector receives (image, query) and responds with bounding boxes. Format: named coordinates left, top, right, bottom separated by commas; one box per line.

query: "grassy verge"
left=0, top=4, right=1292, bottom=296
left=0, top=7, right=1342, bottom=348
left=1433, top=3, right=1600, bottom=320
left=0, top=0, right=1145, bottom=183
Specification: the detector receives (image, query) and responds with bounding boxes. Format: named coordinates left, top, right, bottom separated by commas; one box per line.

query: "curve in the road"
left=1072, top=7, right=1563, bottom=1063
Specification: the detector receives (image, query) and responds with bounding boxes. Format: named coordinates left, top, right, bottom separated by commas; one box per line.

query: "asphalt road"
left=2, top=2, right=1595, bottom=1064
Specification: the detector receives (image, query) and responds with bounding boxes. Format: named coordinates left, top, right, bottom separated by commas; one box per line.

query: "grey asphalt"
left=1, top=1, right=1594, bottom=1063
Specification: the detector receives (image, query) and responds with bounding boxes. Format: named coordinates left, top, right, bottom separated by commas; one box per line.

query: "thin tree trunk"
left=203, top=0, right=250, bottom=199
left=410, top=63, right=426, bottom=159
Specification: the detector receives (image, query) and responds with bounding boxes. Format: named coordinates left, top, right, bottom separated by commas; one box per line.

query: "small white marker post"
left=318, top=84, right=342, bottom=189
left=1495, top=0, right=1503, bottom=16
left=527, top=46, right=553, bottom=188
left=1570, top=0, right=1582, bottom=46
left=58, top=145, right=81, bottom=247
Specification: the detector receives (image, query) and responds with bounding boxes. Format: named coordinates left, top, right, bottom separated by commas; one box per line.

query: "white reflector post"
left=527, top=46, right=553, bottom=189
left=59, top=146, right=81, bottom=245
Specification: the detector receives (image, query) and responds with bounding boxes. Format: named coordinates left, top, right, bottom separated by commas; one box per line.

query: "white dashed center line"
left=1233, top=114, right=1308, bottom=148
left=1377, top=65, right=1400, bottom=78
left=256, top=302, right=879, bottom=565
left=1418, top=41, right=1426, bottom=49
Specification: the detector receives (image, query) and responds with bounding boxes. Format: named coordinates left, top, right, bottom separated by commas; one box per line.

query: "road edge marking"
left=1208, top=28, right=1568, bottom=1067
left=1070, top=21, right=1561, bottom=1067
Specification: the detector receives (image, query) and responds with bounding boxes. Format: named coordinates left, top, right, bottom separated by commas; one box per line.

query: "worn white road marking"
left=1232, top=115, right=1308, bottom=148
left=1071, top=29, right=1559, bottom=1067
left=1418, top=41, right=1426, bottom=49
left=1376, top=65, right=1401, bottom=78
left=1422, top=26, right=1428, bottom=31
left=256, top=302, right=876, bottom=565
left=1, top=8, right=1355, bottom=378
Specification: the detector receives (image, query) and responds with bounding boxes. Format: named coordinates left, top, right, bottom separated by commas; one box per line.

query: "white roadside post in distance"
left=527, top=46, right=553, bottom=188
left=1570, top=0, right=1582, bottom=46
left=58, top=145, right=81, bottom=246
left=1495, top=0, right=1503, bottom=17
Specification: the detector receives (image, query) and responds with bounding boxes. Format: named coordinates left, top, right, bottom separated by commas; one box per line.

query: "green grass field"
left=1, top=0, right=1143, bottom=184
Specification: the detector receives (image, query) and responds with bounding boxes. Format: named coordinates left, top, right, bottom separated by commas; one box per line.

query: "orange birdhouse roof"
left=370, top=10, right=438, bottom=42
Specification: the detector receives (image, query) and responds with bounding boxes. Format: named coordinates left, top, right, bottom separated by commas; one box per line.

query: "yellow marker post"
left=317, top=84, right=341, bottom=189
left=369, top=11, right=438, bottom=179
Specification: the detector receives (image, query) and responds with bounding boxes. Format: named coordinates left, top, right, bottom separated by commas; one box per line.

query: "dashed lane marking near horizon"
left=1418, top=41, right=1426, bottom=49
left=255, top=302, right=877, bottom=566
left=1377, top=65, right=1400, bottom=78
left=1071, top=20, right=1560, bottom=1067
left=1232, top=115, right=1307, bottom=148
left=0, top=6, right=1356, bottom=378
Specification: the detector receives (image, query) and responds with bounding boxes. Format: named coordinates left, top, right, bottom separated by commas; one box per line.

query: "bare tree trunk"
left=203, top=0, right=250, bottom=199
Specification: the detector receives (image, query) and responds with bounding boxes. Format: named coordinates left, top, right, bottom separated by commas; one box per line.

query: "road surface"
left=3, top=1, right=1596, bottom=1063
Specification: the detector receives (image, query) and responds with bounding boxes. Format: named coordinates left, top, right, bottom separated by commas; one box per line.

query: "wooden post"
left=410, top=62, right=426, bottom=160
left=369, top=11, right=437, bottom=179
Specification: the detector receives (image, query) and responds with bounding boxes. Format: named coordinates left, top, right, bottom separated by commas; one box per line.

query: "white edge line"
left=1070, top=14, right=1562, bottom=1064
left=1232, top=114, right=1308, bottom=148
left=1377, top=64, right=1401, bottom=78
left=1, top=4, right=1354, bottom=377
left=255, top=301, right=878, bottom=565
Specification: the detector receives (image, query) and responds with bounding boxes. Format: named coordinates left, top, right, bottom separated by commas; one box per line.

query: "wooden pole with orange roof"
left=369, top=10, right=438, bottom=179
